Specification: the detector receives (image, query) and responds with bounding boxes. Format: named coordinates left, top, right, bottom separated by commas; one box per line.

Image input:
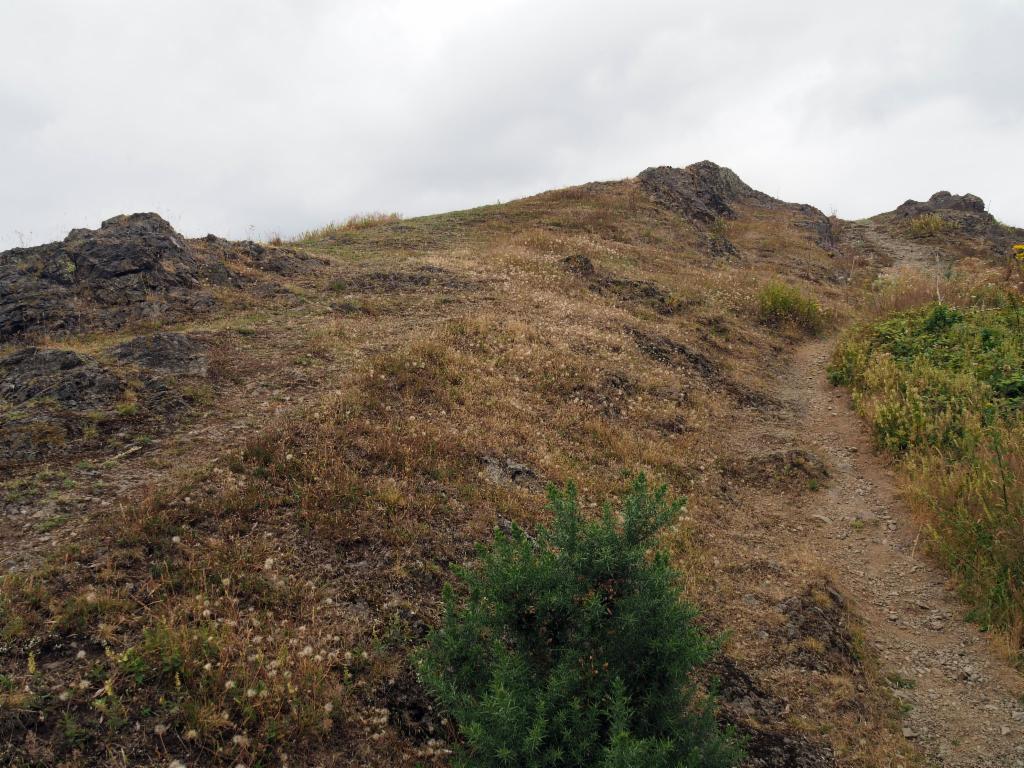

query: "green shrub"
left=830, top=298, right=1024, bottom=649
left=907, top=213, right=954, bottom=239
left=417, top=476, right=742, bottom=768
left=756, top=281, right=825, bottom=334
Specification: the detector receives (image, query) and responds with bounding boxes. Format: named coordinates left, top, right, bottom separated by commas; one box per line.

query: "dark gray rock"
left=0, top=213, right=326, bottom=343
left=711, top=657, right=838, bottom=768
left=194, top=235, right=327, bottom=277
left=638, top=162, right=836, bottom=254
left=110, top=333, right=208, bottom=376
left=0, top=213, right=209, bottom=341
left=638, top=161, right=771, bottom=223
left=0, top=348, right=124, bottom=407
left=887, top=190, right=1024, bottom=251
left=895, top=191, right=987, bottom=217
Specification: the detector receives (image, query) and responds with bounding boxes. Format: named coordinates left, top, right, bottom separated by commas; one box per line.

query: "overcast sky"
left=1, top=0, right=1021, bottom=248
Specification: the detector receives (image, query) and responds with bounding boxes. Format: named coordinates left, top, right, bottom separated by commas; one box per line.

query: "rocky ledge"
left=0, top=212, right=325, bottom=342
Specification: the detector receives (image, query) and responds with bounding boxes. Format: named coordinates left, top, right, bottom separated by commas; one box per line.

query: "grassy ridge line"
left=829, top=295, right=1024, bottom=653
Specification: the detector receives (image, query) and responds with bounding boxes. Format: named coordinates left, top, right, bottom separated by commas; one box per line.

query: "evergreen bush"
left=418, top=476, right=742, bottom=768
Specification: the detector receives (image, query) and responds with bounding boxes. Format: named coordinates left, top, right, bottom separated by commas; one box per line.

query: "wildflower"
left=299, top=645, right=313, bottom=657
left=232, top=733, right=251, bottom=748
left=169, top=761, right=187, bottom=768
left=58, top=691, right=70, bottom=702
left=263, top=557, right=275, bottom=570
left=171, top=536, right=181, bottom=544
left=154, top=724, right=168, bottom=736
left=225, top=680, right=236, bottom=690
left=27, top=652, right=36, bottom=674
left=221, top=577, right=231, bottom=588
left=323, top=702, right=333, bottom=713
left=184, top=729, right=199, bottom=741
left=245, top=688, right=257, bottom=698
left=203, top=662, right=213, bottom=672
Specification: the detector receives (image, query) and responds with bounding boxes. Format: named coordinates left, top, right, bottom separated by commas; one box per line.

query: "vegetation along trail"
left=781, top=337, right=1024, bottom=767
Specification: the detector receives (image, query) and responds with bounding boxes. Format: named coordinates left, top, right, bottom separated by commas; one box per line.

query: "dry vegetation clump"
left=295, top=212, right=404, bottom=243
left=906, top=213, right=955, bottom=239
left=756, top=280, right=826, bottom=335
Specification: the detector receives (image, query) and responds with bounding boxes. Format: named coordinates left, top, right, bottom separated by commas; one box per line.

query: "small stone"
left=902, top=727, right=916, bottom=739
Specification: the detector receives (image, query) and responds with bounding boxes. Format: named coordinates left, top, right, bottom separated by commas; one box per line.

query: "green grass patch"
left=830, top=296, right=1024, bottom=651
left=907, top=213, right=954, bottom=239
left=756, top=281, right=825, bottom=335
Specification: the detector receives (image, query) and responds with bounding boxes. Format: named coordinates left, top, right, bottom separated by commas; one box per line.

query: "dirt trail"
left=780, top=338, right=1024, bottom=767
left=751, top=219, right=1024, bottom=766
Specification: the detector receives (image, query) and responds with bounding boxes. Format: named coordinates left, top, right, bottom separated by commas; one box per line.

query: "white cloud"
left=1, top=0, right=1021, bottom=248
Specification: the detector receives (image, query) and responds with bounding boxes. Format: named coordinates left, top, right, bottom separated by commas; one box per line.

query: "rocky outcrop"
left=0, top=213, right=325, bottom=343
left=880, top=191, right=1024, bottom=254
left=894, top=191, right=986, bottom=218
left=0, top=347, right=129, bottom=464
left=638, top=161, right=836, bottom=254
left=192, top=235, right=327, bottom=278
left=0, top=213, right=211, bottom=341
left=638, top=161, right=773, bottom=223
left=0, top=348, right=124, bottom=407
left=0, top=337, right=210, bottom=464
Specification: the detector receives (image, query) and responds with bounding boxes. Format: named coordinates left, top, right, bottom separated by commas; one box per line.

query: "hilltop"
left=1, top=162, right=1022, bottom=768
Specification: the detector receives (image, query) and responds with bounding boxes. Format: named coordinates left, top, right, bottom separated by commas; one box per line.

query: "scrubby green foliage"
left=418, top=476, right=742, bottom=768
left=830, top=298, right=1024, bottom=649
left=907, top=213, right=954, bottom=239
left=829, top=301, right=1024, bottom=452
left=756, top=281, right=825, bottom=334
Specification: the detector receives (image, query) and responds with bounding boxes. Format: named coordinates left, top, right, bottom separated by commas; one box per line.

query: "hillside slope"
left=1, top=163, right=1021, bottom=767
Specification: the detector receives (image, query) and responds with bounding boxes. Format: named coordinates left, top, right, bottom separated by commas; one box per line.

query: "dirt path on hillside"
left=778, top=338, right=1024, bottom=767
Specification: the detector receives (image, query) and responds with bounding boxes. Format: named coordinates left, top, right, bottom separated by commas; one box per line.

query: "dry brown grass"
left=0, top=178, right=918, bottom=766
left=294, top=212, right=404, bottom=243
